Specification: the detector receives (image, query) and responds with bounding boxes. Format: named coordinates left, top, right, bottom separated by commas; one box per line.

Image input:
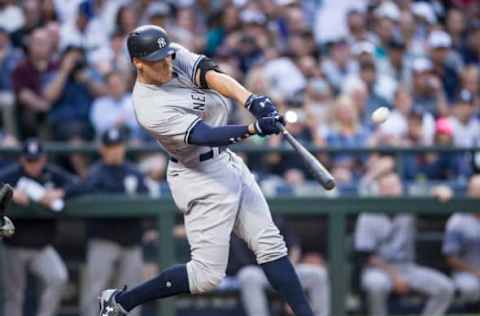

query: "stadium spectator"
left=11, top=28, right=56, bottom=139
left=354, top=172, right=454, bottom=316
left=443, top=174, right=480, bottom=303
left=321, top=38, right=356, bottom=93
left=0, top=0, right=24, bottom=33
left=231, top=215, right=330, bottom=316
left=90, top=71, right=140, bottom=141
left=377, top=87, right=434, bottom=146
left=345, top=8, right=372, bottom=46
left=0, top=27, right=22, bottom=136
left=59, top=1, right=108, bottom=62
left=403, top=118, right=471, bottom=181
left=0, top=138, right=78, bottom=316
left=75, top=127, right=148, bottom=316
left=322, top=95, right=370, bottom=179
left=462, top=22, right=480, bottom=65
left=44, top=45, right=106, bottom=141
left=427, top=30, right=461, bottom=102
left=91, top=30, right=131, bottom=77
left=10, top=0, right=42, bottom=49
left=448, top=89, right=480, bottom=147
left=114, top=4, right=138, bottom=38
left=409, top=57, right=448, bottom=117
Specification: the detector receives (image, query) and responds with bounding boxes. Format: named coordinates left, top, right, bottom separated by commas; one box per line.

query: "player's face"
left=136, top=56, right=173, bottom=85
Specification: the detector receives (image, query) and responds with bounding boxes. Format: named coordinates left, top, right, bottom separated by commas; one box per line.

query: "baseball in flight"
left=371, top=107, right=390, bottom=124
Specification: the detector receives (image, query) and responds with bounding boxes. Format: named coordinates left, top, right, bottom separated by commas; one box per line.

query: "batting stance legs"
left=100, top=151, right=315, bottom=316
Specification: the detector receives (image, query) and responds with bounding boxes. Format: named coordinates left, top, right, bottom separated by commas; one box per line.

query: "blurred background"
left=0, top=0, right=479, bottom=316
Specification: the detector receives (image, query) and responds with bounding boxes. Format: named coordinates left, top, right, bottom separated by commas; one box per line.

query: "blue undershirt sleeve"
left=186, top=120, right=251, bottom=146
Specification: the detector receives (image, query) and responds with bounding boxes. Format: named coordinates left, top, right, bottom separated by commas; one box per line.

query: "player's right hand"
left=245, top=95, right=280, bottom=119
left=253, top=115, right=284, bottom=137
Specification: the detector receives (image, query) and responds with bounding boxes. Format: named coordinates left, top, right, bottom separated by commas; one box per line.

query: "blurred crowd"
left=0, top=0, right=480, bottom=192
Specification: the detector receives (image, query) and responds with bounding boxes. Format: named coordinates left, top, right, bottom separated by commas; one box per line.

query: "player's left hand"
left=245, top=95, right=280, bottom=119
left=253, top=115, right=284, bottom=137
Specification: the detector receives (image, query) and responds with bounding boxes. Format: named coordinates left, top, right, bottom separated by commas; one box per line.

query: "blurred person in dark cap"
left=321, top=38, right=357, bottom=93
left=73, top=127, right=148, bottom=316
left=427, top=30, right=461, bottom=102
left=380, top=37, right=410, bottom=85
left=410, top=58, right=449, bottom=117
left=462, top=21, right=480, bottom=65
left=448, top=89, right=479, bottom=147
left=346, top=8, right=374, bottom=46
left=0, top=138, right=79, bottom=316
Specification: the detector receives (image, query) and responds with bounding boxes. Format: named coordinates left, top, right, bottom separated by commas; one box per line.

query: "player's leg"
left=237, top=265, right=270, bottom=316
left=452, top=271, right=480, bottom=302
left=2, top=246, right=29, bottom=316
left=110, top=162, right=242, bottom=314
left=361, top=267, right=392, bottom=316
left=30, top=246, right=68, bottom=316
left=115, top=246, right=144, bottom=316
left=233, top=154, right=315, bottom=316
left=404, top=264, right=454, bottom=316
left=81, top=239, right=121, bottom=316
left=296, top=263, right=330, bottom=316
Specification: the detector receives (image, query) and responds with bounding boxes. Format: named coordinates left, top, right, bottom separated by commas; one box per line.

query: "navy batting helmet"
left=127, top=25, right=175, bottom=62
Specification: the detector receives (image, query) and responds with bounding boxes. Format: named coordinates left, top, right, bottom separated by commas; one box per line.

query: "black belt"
left=170, top=148, right=224, bottom=163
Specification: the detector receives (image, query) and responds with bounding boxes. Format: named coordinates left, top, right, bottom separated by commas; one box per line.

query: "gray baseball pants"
left=2, top=245, right=68, bottom=316
left=80, top=239, right=143, bottom=316
left=167, top=150, right=288, bottom=294
left=238, top=263, right=330, bottom=316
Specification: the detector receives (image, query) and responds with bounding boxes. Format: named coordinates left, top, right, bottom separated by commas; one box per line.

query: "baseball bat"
left=276, top=122, right=336, bottom=190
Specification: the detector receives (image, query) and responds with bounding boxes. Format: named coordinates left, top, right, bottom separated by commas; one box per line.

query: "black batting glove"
left=252, top=115, right=284, bottom=137
left=245, top=94, right=279, bottom=119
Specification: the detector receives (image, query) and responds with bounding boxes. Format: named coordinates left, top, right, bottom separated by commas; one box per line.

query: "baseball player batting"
left=98, top=25, right=317, bottom=316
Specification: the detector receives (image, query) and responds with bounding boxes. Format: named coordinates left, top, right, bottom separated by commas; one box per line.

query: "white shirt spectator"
left=448, top=116, right=480, bottom=147
left=53, top=0, right=83, bottom=24
left=0, top=4, right=24, bottom=33
left=313, top=0, right=367, bottom=44
left=262, top=58, right=306, bottom=98
left=90, top=94, right=139, bottom=137
left=379, top=109, right=435, bottom=145
left=59, top=19, right=109, bottom=62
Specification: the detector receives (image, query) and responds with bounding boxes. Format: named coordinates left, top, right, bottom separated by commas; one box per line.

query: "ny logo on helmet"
left=158, top=38, right=167, bottom=49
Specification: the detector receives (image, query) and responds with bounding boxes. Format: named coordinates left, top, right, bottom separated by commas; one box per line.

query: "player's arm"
left=187, top=117, right=281, bottom=146
left=443, top=228, right=480, bottom=276
left=194, top=58, right=281, bottom=119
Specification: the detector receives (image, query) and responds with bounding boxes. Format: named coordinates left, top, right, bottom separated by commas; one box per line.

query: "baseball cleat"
left=98, top=288, right=127, bottom=316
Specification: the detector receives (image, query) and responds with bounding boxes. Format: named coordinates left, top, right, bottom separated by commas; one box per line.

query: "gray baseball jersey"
left=354, top=214, right=415, bottom=263
left=443, top=213, right=480, bottom=267
left=133, top=43, right=230, bottom=167
left=131, top=43, right=287, bottom=294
